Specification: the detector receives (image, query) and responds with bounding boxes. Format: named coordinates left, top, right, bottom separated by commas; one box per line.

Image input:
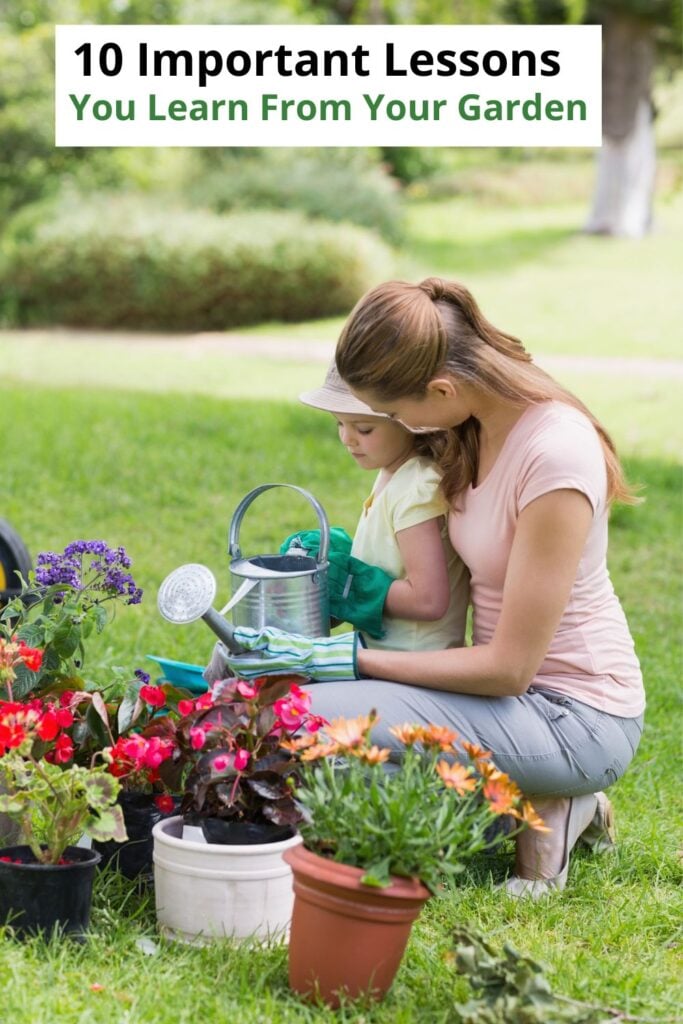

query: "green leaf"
left=16, top=622, right=45, bottom=647
left=117, top=684, right=143, bottom=735
left=360, top=856, right=392, bottom=888
left=93, top=605, right=109, bottom=634
left=84, top=804, right=127, bottom=843
left=83, top=771, right=120, bottom=808
left=51, top=618, right=81, bottom=658
left=84, top=702, right=110, bottom=748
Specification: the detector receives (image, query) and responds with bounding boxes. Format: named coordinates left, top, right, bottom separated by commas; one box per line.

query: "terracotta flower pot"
left=283, top=845, right=431, bottom=1007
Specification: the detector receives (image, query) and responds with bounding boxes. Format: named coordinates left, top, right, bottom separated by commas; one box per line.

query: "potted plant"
left=282, top=713, right=549, bottom=1007
left=0, top=694, right=126, bottom=940
left=89, top=669, right=186, bottom=882
left=151, top=674, right=325, bottom=944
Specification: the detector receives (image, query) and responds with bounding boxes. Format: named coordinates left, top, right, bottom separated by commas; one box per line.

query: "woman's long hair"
left=336, top=277, right=637, bottom=506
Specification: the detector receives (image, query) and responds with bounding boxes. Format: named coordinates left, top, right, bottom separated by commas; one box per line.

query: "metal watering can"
left=226, top=483, right=330, bottom=638
left=157, top=484, right=330, bottom=651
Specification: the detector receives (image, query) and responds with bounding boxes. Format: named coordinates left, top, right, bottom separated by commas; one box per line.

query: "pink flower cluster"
left=104, top=733, right=176, bottom=790
left=273, top=683, right=326, bottom=735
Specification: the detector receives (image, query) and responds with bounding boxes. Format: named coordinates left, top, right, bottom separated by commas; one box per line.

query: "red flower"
left=18, top=642, right=43, bottom=672
left=154, top=794, right=175, bottom=814
left=139, top=684, right=166, bottom=709
left=36, top=710, right=60, bottom=742
left=177, top=699, right=194, bottom=717
left=194, top=692, right=213, bottom=710
left=54, top=733, right=74, bottom=764
left=56, top=707, right=74, bottom=728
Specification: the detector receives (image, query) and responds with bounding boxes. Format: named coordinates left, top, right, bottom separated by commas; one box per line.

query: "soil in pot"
left=284, top=845, right=431, bottom=1007
left=94, top=792, right=178, bottom=882
left=200, top=818, right=295, bottom=846
left=0, top=845, right=101, bottom=941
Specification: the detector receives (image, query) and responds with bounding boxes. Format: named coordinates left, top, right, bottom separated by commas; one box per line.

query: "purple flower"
left=134, top=668, right=151, bottom=684
left=34, top=541, right=142, bottom=606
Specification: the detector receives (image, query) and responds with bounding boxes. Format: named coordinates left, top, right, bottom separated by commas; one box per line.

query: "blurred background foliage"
left=0, top=0, right=680, bottom=330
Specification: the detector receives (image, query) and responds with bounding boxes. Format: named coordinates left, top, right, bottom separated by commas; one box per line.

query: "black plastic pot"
left=94, top=792, right=178, bottom=882
left=199, top=817, right=295, bottom=846
left=0, top=845, right=101, bottom=940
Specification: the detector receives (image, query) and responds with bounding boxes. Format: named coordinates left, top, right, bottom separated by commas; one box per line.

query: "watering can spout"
left=157, top=563, right=246, bottom=654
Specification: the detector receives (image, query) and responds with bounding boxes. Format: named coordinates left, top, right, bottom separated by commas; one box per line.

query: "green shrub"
left=185, top=149, right=404, bottom=244
left=0, top=194, right=393, bottom=331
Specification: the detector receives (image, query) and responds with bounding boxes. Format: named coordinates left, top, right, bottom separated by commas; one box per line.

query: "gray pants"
left=306, top=679, right=644, bottom=798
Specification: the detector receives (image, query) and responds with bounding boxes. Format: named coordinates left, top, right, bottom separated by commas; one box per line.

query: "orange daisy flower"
left=324, top=713, right=376, bottom=750
left=483, top=777, right=522, bottom=815
left=461, top=740, right=492, bottom=762
left=421, top=724, right=460, bottom=751
left=279, top=734, right=318, bottom=753
left=299, top=741, right=341, bottom=761
left=354, top=745, right=391, bottom=766
left=436, top=760, right=477, bottom=796
left=476, top=759, right=510, bottom=782
left=388, top=723, right=426, bottom=747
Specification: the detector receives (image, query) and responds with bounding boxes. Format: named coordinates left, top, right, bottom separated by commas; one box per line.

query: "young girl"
left=288, top=360, right=469, bottom=652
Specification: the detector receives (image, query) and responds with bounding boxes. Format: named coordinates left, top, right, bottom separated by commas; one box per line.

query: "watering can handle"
left=228, top=483, right=330, bottom=565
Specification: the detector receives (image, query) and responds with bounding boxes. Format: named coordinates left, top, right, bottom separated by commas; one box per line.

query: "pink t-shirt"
left=448, top=401, right=644, bottom=717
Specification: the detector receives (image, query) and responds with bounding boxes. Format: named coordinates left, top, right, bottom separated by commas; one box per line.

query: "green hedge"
left=0, top=196, right=393, bottom=331
left=186, top=150, right=404, bottom=244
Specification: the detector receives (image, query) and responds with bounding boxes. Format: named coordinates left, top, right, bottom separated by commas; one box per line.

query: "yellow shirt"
left=351, top=456, right=469, bottom=652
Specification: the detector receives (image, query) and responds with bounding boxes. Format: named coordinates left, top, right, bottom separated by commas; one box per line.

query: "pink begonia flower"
left=195, top=692, right=214, bottom=710
left=304, top=715, right=328, bottom=733
left=236, top=679, right=260, bottom=699
left=121, top=734, right=147, bottom=761
left=142, top=736, right=174, bottom=769
left=273, top=695, right=309, bottom=729
left=234, top=748, right=250, bottom=771
left=178, top=699, right=194, bottom=717
left=190, top=726, right=206, bottom=750
left=212, top=753, right=231, bottom=772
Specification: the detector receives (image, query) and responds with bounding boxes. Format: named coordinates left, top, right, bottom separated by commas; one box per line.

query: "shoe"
left=579, top=791, right=616, bottom=854
left=503, top=792, right=615, bottom=899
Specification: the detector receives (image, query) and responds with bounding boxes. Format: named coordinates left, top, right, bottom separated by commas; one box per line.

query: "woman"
left=222, top=277, right=645, bottom=896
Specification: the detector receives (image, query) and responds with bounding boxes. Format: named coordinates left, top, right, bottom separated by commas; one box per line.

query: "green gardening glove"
left=279, top=527, right=393, bottom=638
left=280, top=527, right=353, bottom=560
left=327, top=553, right=394, bottom=640
left=221, top=627, right=361, bottom=681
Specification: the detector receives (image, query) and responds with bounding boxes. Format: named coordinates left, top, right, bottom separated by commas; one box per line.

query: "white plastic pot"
left=152, top=815, right=302, bottom=944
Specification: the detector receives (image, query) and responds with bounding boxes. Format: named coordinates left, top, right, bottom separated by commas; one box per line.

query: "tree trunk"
left=585, top=8, right=657, bottom=238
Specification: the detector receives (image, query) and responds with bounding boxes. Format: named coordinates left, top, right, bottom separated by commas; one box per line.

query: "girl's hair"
left=336, top=277, right=637, bottom=506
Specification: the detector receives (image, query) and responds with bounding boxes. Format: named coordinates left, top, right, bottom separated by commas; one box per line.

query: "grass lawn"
left=0, top=383, right=681, bottom=1023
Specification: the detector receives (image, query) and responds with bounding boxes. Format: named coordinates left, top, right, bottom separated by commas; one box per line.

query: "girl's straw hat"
left=299, top=360, right=389, bottom=418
